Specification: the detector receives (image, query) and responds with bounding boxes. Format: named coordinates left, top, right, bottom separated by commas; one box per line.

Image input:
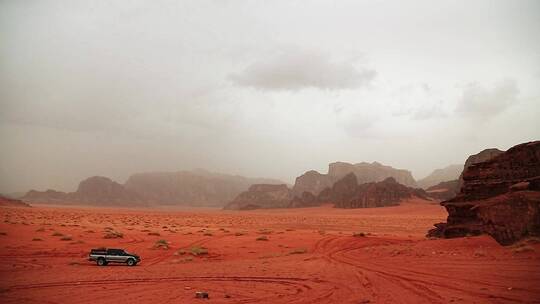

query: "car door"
left=107, top=249, right=122, bottom=262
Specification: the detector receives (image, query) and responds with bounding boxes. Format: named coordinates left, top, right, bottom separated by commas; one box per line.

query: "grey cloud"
left=455, top=79, right=519, bottom=118
left=230, top=49, right=376, bottom=91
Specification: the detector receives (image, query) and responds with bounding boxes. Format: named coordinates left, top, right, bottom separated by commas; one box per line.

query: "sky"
left=1, top=0, right=539, bottom=193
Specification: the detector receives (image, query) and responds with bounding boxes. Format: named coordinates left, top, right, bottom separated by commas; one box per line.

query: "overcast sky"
left=1, top=0, right=539, bottom=193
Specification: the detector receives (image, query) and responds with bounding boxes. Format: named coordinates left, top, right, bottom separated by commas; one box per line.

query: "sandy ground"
left=1, top=199, right=539, bottom=304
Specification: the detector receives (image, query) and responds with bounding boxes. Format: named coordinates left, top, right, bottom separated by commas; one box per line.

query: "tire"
left=97, top=258, right=106, bottom=266
left=126, top=258, right=136, bottom=266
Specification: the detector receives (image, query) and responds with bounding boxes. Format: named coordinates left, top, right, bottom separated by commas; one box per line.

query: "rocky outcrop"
left=292, top=161, right=416, bottom=197
left=290, top=173, right=428, bottom=209
left=23, top=176, right=144, bottom=206
left=417, top=165, right=463, bottom=189
left=428, top=141, right=540, bottom=245
left=22, top=170, right=284, bottom=207
left=332, top=175, right=428, bottom=208
left=74, top=176, right=143, bottom=205
left=224, top=184, right=292, bottom=210
left=425, top=179, right=460, bottom=201
left=124, top=170, right=284, bottom=207
left=457, top=148, right=503, bottom=189
left=0, top=195, right=31, bottom=207
left=291, top=170, right=333, bottom=197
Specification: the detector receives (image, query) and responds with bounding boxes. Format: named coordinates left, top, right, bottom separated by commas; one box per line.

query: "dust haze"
left=1, top=0, right=539, bottom=193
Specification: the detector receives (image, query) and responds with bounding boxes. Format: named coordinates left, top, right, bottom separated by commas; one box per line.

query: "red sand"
left=1, top=199, right=539, bottom=303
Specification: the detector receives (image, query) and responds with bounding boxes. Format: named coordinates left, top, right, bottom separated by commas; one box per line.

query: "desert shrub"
left=32, top=238, right=43, bottom=241
left=258, top=229, right=273, bottom=235
left=235, top=231, right=246, bottom=236
left=177, top=246, right=208, bottom=256
left=60, top=235, right=73, bottom=241
left=256, top=235, right=269, bottom=241
left=147, top=232, right=160, bottom=236
left=103, top=231, right=123, bottom=239
left=288, top=248, right=307, bottom=255
left=52, top=231, right=63, bottom=237
left=0, top=232, right=6, bottom=236
left=35, top=227, right=45, bottom=232
left=353, top=232, right=366, bottom=237
left=203, top=232, right=213, bottom=236
left=189, top=246, right=208, bottom=256
left=153, top=239, right=169, bottom=250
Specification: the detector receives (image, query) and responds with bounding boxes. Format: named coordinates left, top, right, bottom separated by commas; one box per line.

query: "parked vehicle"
left=88, top=248, right=141, bottom=266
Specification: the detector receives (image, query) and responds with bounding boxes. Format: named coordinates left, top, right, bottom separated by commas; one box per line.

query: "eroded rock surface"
left=429, top=141, right=540, bottom=245
left=224, top=184, right=292, bottom=210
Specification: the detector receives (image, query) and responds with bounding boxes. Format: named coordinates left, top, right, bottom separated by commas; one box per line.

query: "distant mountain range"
left=22, top=169, right=284, bottom=207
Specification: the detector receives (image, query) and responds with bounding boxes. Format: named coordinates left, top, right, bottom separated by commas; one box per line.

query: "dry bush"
left=153, top=239, right=169, bottom=250
left=103, top=231, right=123, bottom=239
left=60, top=235, right=73, bottom=241
left=147, top=232, right=160, bottom=236
left=256, top=235, right=269, bottom=241
left=52, top=231, right=63, bottom=237
left=288, top=248, right=307, bottom=255
left=32, top=238, right=43, bottom=241
left=353, top=232, right=366, bottom=237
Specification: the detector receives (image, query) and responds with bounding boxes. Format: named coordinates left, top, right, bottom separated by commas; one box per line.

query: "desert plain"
left=1, top=199, right=539, bottom=304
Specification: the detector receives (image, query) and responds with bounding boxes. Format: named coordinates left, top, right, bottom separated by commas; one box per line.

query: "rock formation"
left=22, top=170, right=284, bottom=207
left=292, top=174, right=429, bottom=209
left=75, top=176, right=143, bottom=205
left=224, top=184, right=292, bottom=210
left=124, top=170, right=284, bottom=207
left=23, top=176, right=144, bottom=206
left=0, top=195, right=31, bottom=207
left=457, top=148, right=504, bottom=189
left=417, top=164, right=463, bottom=189
left=428, top=141, right=540, bottom=245
left=425, top=179, right=460, bottom=201
left=292, top=161, right=416, bottom=196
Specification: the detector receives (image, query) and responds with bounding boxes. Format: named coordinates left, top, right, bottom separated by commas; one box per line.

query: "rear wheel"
left=97, top=258, right=107, bottom=266
left=126, top=258, right=136, bottom=266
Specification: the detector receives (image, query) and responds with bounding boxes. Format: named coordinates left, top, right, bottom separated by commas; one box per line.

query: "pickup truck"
left=88, top=248, right=141, bottom=266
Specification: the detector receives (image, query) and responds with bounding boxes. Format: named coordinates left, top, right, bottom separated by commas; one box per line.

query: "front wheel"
left=126, top=258, right=136, bottom=266
left=97, top=258, right=107, bottom=266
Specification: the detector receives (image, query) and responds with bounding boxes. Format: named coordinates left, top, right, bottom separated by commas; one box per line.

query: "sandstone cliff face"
left=457, top=148, right=504, bottom=189
left=417, top=165, right=463, bottom=189
left=22, top=170, right=284, bottom=207
left=428, top=141, right=540, bottom=245
left=124, top=170, right=284, bottom=207
left=292, top=161, right=416, bottom=197
left=425, top=179, right=460, bottom=201
left=290, top=173, right=428, bottom=209
left=23, top=176, right=144, bottom=206
left=75, top=176, right=142, bottom=205
left=224, top=184, right=292, bottom=210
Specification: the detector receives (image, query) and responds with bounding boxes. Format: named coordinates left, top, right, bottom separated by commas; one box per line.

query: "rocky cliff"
left=292, top=161, right=416, bottom=196
left=425, top=179, right=460, bottom=201
left=457, top=148, right=504, bottom=189
left=417, top=164, right=463, bottom=189
left=292, top=173, right=429, bottom=209
left=124, top=170, right=283, bottom=207
left=224, top=184, right=292, bottom=210
left=23, top=176, right=144, bottom=206
left=23, top=170, right=284, bottom=207
left=428, top=141, right=540, bottom=245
